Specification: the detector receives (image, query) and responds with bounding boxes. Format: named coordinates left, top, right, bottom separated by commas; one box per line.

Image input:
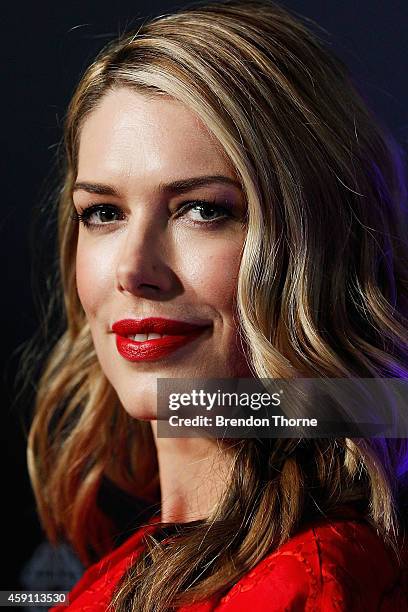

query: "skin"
left=73, top=87, right=253, bottom=521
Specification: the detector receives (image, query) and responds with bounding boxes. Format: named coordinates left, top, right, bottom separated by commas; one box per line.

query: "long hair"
left=25, top=0, right=408, bottom=609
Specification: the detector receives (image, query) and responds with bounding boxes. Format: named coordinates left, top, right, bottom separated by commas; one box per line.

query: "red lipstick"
left=111, top=317, right=211, bottom=362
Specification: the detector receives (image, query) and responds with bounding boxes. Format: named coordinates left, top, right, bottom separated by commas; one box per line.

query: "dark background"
left=2, top=0, right=407, bottom=590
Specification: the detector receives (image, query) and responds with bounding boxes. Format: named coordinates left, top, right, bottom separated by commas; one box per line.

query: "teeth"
left=133, top=333, right=149, bottom=342
left=127, top=333, right=171, bottom=342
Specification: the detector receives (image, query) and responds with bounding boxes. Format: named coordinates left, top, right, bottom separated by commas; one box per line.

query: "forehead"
left=77, top=87, right=233, bottom=185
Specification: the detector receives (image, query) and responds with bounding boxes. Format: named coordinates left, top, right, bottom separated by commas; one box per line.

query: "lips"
left=111, top=317, right=211, bottom=362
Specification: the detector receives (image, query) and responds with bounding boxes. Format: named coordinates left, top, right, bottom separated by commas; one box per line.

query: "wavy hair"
left=25, top=0, right=408, bottom=609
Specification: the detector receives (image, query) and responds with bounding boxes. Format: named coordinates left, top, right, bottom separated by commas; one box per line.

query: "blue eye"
left=174, top=199, right=233, bottom=224
left=70, top=204, right=124, bottom=228
left=70, top=199, right=235, bottom=231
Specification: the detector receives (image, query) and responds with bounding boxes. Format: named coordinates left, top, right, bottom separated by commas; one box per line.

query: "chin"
left=111, top=376, right=159, bottom=419
left=119, top=399, right=158, bottom=421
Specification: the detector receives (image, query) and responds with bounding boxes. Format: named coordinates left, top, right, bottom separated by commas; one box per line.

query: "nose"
left=115, top=214, right=175, bottom=298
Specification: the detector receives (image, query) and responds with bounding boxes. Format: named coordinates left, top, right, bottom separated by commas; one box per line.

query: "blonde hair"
left=24, top=0, right=408, bottom=609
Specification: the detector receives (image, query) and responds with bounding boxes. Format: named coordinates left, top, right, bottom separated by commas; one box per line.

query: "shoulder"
left=62, top=519, right=159, bottom=609
left=216, top=518, right=408, bottom=611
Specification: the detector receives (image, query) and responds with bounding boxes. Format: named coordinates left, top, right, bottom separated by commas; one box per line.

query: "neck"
left=150, top=421, right=232, bottom=523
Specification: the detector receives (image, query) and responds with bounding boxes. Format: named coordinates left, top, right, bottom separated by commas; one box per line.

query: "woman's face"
left=74, top=87, right=252, bottom=419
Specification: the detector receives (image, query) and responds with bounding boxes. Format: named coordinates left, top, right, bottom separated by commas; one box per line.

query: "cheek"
left=178, top=234, right=243, bottom=311
left=75, top=236, right=114, bottom=318
left=75, top=230, right=244, bottom=319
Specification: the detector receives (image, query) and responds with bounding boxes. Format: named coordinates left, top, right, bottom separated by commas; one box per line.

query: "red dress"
left=51, top=512, right=408, bottom=611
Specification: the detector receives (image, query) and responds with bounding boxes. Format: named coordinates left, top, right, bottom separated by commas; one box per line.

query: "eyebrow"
left=72, top=175, right=242, bottom=197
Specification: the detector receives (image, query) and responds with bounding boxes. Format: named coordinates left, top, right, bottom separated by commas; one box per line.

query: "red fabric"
left=52, top=514, right=408, bottom=611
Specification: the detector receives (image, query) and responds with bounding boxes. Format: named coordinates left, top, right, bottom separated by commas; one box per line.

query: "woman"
left=26, top=0, right=408, bottom=609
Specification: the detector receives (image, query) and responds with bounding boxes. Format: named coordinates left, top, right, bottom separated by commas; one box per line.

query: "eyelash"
left=70, top=199, right=234, bottom=231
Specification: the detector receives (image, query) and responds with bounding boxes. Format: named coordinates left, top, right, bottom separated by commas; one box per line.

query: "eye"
left=70, top=199, right=237, bottom=231
left=173, top=199, right=234, bottom=225
left=71, top=204, right=125, bottom=229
